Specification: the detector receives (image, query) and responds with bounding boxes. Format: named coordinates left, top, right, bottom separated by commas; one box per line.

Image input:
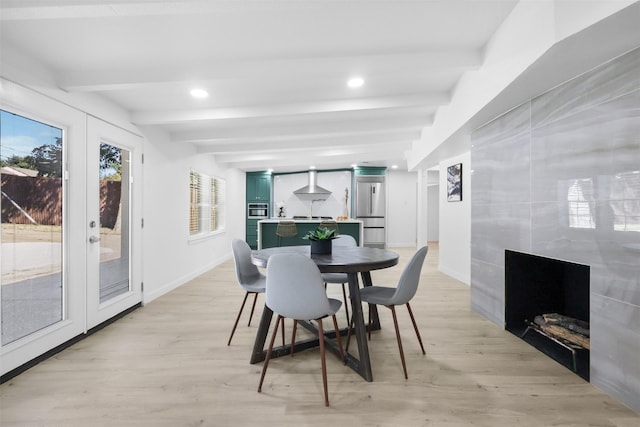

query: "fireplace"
left=505, top=250, right=590, bottom=381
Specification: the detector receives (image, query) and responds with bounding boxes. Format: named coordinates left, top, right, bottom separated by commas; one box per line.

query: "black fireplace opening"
left=505, top=250, right=590, bottom=381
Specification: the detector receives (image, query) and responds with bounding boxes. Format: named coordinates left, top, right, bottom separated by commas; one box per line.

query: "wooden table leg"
left=250, top=304, right=273, bottom=364
left=250, top=272, right=377, bottom=383
left=347, top=272, right=373, bottom=382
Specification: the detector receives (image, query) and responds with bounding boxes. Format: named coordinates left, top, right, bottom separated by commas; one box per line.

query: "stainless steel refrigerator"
left=355, top=176, right=386, bottom=248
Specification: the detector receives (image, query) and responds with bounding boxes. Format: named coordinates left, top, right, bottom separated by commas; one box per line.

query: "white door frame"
left=86, top=116, right=142, bottom=329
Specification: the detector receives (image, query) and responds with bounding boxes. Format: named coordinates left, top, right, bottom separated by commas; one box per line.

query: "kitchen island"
left=257, top=218, right=363, bottom=249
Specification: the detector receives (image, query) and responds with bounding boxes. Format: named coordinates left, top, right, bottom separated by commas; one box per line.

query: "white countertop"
left=259, top=218, right=362, bottom=224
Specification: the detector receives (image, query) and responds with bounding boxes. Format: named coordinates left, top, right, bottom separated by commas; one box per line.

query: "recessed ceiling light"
left=391, top=165, right=398, bottom=169
left=347, top=77, right=364, bottom=88
left=190, top=88, right=209, bottom=99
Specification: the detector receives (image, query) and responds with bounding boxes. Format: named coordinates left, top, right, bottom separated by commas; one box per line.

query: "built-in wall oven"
left=248, top=202, right=269, bottom=219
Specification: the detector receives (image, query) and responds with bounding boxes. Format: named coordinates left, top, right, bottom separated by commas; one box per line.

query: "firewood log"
left=539, top=324, right=590, bottom=350
left=542, top=313, right=589, bottom=337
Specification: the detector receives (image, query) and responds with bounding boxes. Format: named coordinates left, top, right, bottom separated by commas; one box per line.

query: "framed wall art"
left=447, top=163, right=462, bottom=202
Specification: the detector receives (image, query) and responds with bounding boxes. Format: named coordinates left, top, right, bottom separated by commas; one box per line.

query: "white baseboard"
left=438, top=263, right=470, bottom=286
left=143, top=253, right=232, bottom=304
left=386, top=241, right=418, bottom=248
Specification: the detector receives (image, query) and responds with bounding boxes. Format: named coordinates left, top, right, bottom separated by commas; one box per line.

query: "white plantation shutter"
left=189, top=171, right=201, bottom=235
left=189, top=170, right=225, bottom=236
left=211, top=176, right=226, bottom=232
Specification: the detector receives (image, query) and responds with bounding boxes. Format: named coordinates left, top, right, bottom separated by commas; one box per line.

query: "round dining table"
left=250, top=245, right=399, bottom=382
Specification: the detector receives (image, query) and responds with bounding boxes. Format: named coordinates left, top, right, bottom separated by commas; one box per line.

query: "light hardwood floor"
left=1, top=244, right=638, bottom=426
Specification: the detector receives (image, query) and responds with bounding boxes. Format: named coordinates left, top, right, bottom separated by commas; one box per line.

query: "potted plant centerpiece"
left=302, top=226, right=337, bottom=254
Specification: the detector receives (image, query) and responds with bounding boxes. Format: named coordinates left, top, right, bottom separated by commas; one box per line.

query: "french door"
left=1, top=81, right=142, bottom=376
left=86, top=117, right=142, bottom=329
left=1, top=84, right=85, bottom=375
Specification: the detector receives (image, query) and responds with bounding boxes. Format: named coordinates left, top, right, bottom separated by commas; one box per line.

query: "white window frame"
left=189, top=169, right=225, bottom=239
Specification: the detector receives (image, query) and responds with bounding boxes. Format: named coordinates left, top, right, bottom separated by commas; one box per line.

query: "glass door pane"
left=1, top=110, right=64, bottom=345
left=98, top=143, right=130, bottom=303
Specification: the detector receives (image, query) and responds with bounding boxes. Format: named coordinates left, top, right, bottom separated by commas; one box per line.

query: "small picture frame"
left=447, top=163, right=462, bottom=202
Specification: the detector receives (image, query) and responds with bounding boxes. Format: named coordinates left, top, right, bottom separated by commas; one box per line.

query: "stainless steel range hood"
left=293, top=170, right=331, bottom=198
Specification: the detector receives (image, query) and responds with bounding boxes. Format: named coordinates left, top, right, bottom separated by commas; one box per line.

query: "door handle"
left=89, top=235, right=101, bottom=243
left=370, top=186, right=373, bottom=214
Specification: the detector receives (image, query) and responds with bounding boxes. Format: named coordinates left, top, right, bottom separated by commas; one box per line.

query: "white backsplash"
left=272, top=170, right=352, bottom=219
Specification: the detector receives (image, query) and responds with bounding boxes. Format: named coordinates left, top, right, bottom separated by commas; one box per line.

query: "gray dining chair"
left=258, top=253, right=345, bottom=407
left=321, top=234, right=357, bottom=325
left=229, top=239, right=285, bottom=346
left=349, top=246, right=428, bottom=379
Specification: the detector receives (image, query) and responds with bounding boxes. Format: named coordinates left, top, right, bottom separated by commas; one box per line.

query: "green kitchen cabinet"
left=246, top=172, right=271, bottom=201
left=246, top=172, right=271, bottom=249
left=258, top=220, right=362, bottom=249
left=246, top=219, right=259, bottom=249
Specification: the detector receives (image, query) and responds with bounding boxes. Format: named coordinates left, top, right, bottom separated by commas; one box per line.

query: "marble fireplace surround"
left=470, top=47, right=640, bottom=412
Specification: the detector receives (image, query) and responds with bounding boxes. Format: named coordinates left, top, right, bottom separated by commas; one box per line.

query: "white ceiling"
left=0, top=0, right=520, bottom=172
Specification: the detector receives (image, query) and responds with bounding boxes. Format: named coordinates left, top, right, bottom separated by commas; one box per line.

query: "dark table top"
left=251, top=245, right=399, bottom=273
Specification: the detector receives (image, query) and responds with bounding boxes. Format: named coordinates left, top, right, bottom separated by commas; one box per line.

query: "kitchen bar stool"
left=319, top=220, right=339, bottom=234
left=275, top=220, right=297, bottom=246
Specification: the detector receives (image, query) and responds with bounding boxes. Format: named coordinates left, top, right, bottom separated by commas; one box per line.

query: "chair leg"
left=317, top=319, right=330, bottom=407
left=406, top=303, right=426, bottom=355
left=258, top=314, right=282, bottom=393
left=368, top=303, right=373, bottom=341
left=281, top=317, right=286, bottom=347
left=389, top=305, right=408, bottom=379
left=331, top=314, right=345, bottom=364
left=227, top=292, right=250, bottom=346
left=341, top=283, right=350, bottom=326
left=247, top=292, right=259, bottom=326
left=290, top=320, right=298, bottom=356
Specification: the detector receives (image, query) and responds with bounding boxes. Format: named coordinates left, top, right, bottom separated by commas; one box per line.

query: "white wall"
left=386, top=170, right=418, bottom=248
left=438, top=151, right=471, bottom=285
left=427, top=184, right=440, bottom=242
left=140, top=126, right=245, bottom=303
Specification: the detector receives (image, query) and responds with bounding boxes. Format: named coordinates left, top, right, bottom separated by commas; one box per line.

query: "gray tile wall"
left=470, top=47, right=640, bottom=413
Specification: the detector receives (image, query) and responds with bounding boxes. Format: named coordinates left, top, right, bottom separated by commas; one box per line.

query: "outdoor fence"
left=1, top=174, right=121, bottom=228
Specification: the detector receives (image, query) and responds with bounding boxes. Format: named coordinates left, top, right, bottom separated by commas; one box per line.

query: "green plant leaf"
left=301, top=226, right=336, bottom=241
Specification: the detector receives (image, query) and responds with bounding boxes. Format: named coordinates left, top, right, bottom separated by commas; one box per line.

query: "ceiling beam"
left=170, top=112, right=430, bottom=142
left=194, top=128, right=421, bottom=152
left=58, top=50, right=481, bottom=92
left=133, top=98, right=440, bottom=125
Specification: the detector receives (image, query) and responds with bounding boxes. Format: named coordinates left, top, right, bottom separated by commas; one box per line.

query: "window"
left=1, top=109, right=65, bottom=345
left=189, top=169, right=225, bottom=237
